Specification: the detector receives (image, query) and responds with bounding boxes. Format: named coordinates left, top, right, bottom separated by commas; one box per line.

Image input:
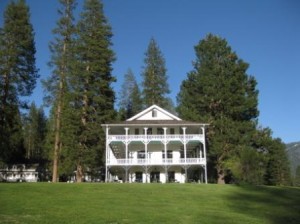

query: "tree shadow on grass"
left=226, top=185, right=300, bottom=224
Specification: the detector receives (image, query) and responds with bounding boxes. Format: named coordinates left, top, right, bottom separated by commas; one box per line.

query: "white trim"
left=127, top=105, right=182, bottom=121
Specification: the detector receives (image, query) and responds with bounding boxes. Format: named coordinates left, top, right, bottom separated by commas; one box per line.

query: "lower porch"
left=106, top=165, right=207, bottom=184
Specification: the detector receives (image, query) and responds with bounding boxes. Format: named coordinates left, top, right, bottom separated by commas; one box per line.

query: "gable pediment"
left=127, top=105, right=181, bottom=121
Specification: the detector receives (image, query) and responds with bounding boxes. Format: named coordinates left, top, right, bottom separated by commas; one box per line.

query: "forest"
left=0, top=0, right=294, bottom=185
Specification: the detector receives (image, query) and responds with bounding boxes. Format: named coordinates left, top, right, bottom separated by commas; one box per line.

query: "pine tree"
left=118, top=69, right=142, bottom=120
left=0, top=0, right=38, bottom=164
left=177, top=34, right=259, bottom=184
left=141, top=38, right=171, bottom=109
left=225, top=146, right=267, bottom=185
left=43, top=0, right=76, bottom=182
left=66, top=0, right=116, bottom=182
left=294, top=166, right=300, bottom=186
left=23, top=103, right=47, bottom=163
left=265, top=138, right=291, bottom=185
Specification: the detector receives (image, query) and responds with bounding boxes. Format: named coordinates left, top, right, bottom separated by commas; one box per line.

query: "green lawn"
left=0, top=183, right=299, bottom=224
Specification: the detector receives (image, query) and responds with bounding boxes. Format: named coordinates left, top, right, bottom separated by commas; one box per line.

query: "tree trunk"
left=0, top=71, right=9, bottom=126
left=52, top=40, right=67, bottom=182
left=52, top=98, right=61, bottom=182
left=217, top=166, right=225, bottom=184
left=75, top=67, right=89, bottom=184
left=76, top=163, right=83, bottom=183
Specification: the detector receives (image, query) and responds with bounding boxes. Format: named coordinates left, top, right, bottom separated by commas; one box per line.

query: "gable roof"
left=126, top=105, right=182, bottom=121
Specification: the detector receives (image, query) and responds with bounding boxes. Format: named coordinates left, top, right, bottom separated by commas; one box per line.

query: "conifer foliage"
left=265, top=138, right=291, bottom=185
left=177, top=34, right=259, bottom=183
left=43, top=0, right=76, bottom=182
left=295, top=166, right=300, bottom=186
left=67, top=0, right=116, bottom=182
left=44, top=0, right=116, bottom=182
left=23, top=103, right=47, bottom=162
left=0, top=0, right=38, bottom=164
left=177, top=34, right=291, bottom=185
left=141, top=38, right=171, bottom=109
left=118, top=69, right=142, bottom=120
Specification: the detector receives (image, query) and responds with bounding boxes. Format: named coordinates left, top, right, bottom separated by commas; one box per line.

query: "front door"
left=135, top=172, right=143, bottom=183
left=150, top=172, right=160, bottom=183
left=168, top=171, right=175, bottom=182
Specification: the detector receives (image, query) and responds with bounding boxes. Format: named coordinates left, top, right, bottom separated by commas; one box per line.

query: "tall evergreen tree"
left=177, top=34, right=259, bottom=184
left=0, top=0, right=38, bottom=164
left=43, top=0, right=76, bottom=182
left=118, top=69, right=142, bottom=120
left=265, top=137, right=291, bottom=185
left=23, top=103, right=47, bottom=162
left=66, top=0, right=116, bottom=182
left=141, top=38, right=171, bottom=109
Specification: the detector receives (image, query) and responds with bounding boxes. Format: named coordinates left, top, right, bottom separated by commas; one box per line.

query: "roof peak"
left=127, top=104, right=182, bottom=121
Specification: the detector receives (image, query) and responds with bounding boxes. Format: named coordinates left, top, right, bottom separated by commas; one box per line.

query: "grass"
left=0, top=183, right=299, bottom=224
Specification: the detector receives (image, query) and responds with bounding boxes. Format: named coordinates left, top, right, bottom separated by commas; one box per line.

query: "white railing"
left=107, top=134, right=204, bottom=142
left=107, top=158, right=206, bottom=166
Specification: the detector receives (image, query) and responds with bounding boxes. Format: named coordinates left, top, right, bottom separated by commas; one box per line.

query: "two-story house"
left=102, top=105, right=208, bottom=183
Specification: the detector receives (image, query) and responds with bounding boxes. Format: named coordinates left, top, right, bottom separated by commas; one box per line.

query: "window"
left=157, top=128, right=164, bottom=135
left=170, top=128, right=175, bottom=134
left=137, top=151, right=145, bottom=159
left=129, top=152, right=134, bottom=159
left=147, top=128, right=152, bottom=135
left=152, top=109, right=157, bottom=117
left=162, top=150, right=173, bottom=159
left=135, top=128, right=139, bottom=135
left=180, top=149, right=184, bottom=158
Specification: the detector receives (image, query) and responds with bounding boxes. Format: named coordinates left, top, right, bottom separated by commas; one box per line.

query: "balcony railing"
left=107, top=134, right=204, bottom=142
left=107, top=158, right=206, bottom=166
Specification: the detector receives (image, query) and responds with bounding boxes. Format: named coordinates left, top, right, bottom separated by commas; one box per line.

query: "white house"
left=102, top=105, right=208, bottom=184
left=0, top=164, right=39, bottom=182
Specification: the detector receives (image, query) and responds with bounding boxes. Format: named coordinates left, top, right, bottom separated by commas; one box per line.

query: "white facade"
left=102, top=105, right=208, bottom=184
left=0, top=164, right=39, bottom=182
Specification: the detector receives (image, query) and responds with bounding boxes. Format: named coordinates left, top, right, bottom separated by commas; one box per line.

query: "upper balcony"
left=107, top=134, right=204, bottom=143
left=107, top=158, right=206, bottom=166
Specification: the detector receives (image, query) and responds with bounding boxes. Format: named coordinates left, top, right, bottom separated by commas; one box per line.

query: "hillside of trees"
left=0, top=0, right=293, bottom=185
left=286, top=142, right=300, bottom=181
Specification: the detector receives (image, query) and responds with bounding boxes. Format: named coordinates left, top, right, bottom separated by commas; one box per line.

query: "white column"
left=144, top=127, right=148, bottom=183
left=144, top=127, right=148, bottom=160
left=182, top=127, right=187, bottom=163
left=125, top=128, right=129, bottom=162
left=202, top=126, right=208, bottom=184
left=125, top=127, right=129, bottom=183
left=163, top=127, right=167, bottom=162
left=163, top=127, right=168, bottom=183
left=105, top=126, right=109, bottom=183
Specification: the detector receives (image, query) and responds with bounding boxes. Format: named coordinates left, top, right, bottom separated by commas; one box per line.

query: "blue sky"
left=0, top=0, right=299, bottom=143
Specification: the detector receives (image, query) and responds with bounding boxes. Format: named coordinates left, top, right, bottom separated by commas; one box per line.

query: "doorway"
left=150, top=172, right=160, bottom=183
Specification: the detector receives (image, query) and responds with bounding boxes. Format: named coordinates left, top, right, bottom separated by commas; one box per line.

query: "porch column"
left=125, top=127, right=129, bottom=183
left=163, top=127, right=168, bottom=162
left=182, top=127, right=187, bottom=163
left=125, top=128, right=129, bottom=162
left=144, top=127, right=148, bottom=183
left=163, top=127, right=168, bottom=183
left=144, top=127, right=148, bottom=161
left=105, top=126, right=109, bottom=183
left=202, top=126, right=208, bottom=184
